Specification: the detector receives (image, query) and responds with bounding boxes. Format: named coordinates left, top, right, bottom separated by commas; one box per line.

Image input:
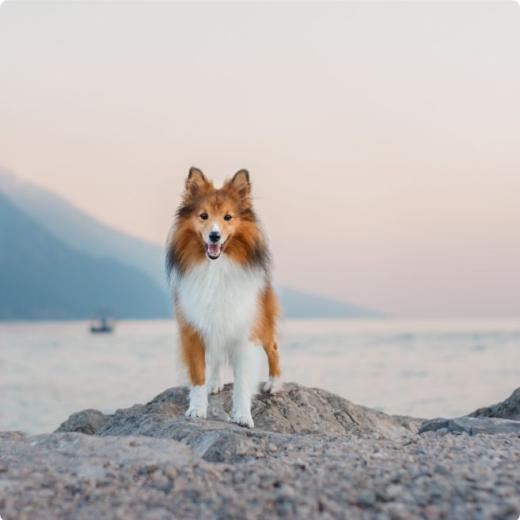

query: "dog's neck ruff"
left=174, top=255, right=267, bottom=352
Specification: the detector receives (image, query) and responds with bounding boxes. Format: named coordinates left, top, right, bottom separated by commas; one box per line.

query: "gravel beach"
left=1, top=384, right=519, bottom=519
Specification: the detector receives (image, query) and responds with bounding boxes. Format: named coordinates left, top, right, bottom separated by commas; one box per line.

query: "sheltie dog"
left=166, top=167, right=281, bottom=427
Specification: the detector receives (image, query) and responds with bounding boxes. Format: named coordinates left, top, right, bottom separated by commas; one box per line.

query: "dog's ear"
left=227, top=169, right=251, bottom=198
left=185, top=167, right=210, bottom=197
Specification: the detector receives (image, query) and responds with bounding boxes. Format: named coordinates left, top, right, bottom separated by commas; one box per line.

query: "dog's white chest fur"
left=175, top=256, right=266, bottom=350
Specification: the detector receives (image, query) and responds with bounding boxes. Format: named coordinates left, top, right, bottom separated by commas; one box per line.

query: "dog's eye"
left=224, top=214, right=232, bottom=221
left=200, top=212, right=208, bottom=220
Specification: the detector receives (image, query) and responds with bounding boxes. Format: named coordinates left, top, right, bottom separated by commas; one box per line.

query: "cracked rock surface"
left=1, top=383, right=520, bottom=519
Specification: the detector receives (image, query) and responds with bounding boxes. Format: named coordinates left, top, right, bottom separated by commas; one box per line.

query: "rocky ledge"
left=1, top=383, right=519, bottom=519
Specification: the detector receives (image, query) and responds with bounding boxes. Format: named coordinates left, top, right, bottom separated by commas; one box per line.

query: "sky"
left=0, top=1, right=519, bottom=318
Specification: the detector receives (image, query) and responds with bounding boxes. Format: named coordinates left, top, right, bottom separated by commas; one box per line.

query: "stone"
left=55, top=383, right=420, bottom=462
left=418, top=386, right=520, bottom=436
left=470, top=387, right=520, bottom=421
left=55, top=409, right=109, bottom=435
left=419, top=416, right=520, bottom=436
left=94, top=382, right=420, bottom=437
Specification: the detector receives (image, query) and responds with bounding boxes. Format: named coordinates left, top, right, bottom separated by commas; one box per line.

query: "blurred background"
left=1, top=1, right=519, bottom=433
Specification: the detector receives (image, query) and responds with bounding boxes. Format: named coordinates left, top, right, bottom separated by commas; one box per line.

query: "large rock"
left=100, top=382, right=421, bottom=436
left=418, top=416, right=520, bottom=436
left=55, top=409, right=109, bottom=435
left=470, top=387, right=520, bottom=421
left=56, top=383, right=420, bottom=461
left=419, top=387, right=520, bottom=436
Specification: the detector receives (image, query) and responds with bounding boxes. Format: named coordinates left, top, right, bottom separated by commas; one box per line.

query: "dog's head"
left=168, top=167, right=267, bottom=273
left=181, top=167, right=252, bottom=260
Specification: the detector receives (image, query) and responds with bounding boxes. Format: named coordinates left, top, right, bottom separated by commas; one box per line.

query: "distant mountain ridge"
left=0, top=169, right=381, bottom=319
left=0, top=169, right=165, bottom=290
left=0, top=192, right=170, bottom=320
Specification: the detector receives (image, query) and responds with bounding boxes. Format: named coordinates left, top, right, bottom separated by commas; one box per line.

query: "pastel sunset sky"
left=0, top=1, right=519, bottom=318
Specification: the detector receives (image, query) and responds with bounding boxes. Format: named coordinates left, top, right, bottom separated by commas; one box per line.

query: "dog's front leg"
left=186, top=384, right=207, bottom=418
left=207, top=355, right=224, bottom=395
left=179, top=317, right=208, bottom=419
left=231, top=342, right=256, bottom=428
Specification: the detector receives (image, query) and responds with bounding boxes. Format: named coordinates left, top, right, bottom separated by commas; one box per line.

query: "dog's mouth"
left=206, top=242, right=222, bottom=260
left=204, top=236, right=229, bottom=260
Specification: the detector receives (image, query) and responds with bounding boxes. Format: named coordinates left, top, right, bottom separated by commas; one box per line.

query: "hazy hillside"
left=0, top=169, right=166, bottom=290
left=0, top=170, right=381, bottom=319
left=0, top=192, right=170, bottom=320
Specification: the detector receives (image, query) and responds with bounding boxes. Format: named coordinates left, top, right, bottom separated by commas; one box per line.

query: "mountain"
left=0, top=192, right=170, bottom=320
left=0, top=169, right=166, bottom=290
left=0, top=169, right=381, bottom=319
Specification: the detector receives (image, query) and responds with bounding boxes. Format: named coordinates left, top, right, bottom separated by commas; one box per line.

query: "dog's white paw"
left=208, top=381, right=224, bottom=395
left=231, top=412, right=254, bottom=428
left=262, top=377, right=282, bottom=394
left=185, top=406, right=207, bottom=419
left=187, top=385, right=207, bottom=418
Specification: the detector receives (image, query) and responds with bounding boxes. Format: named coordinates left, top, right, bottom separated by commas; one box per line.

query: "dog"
left=166, top=167, right=281, bottom=427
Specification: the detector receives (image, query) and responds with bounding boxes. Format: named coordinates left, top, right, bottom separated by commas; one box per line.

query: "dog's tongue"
left=208, top=243, right=221, bottom=257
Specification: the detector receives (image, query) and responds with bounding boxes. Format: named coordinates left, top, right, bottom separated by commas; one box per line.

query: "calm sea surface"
left=1, top=319, right=519, bottom=434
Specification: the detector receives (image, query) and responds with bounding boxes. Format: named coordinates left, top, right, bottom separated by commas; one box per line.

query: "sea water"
left=1, top=319, right=519, bottom=433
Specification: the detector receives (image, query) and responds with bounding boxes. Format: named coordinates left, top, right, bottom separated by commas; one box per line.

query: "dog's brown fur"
left=167, top=168, right=280, bottom=386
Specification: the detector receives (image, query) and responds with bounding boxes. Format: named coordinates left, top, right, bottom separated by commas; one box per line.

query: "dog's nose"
left=209, top=231, right=221, bottom=243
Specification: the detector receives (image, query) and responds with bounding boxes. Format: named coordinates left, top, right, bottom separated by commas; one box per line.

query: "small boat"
left=89, top=316, right=115, bottom=334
